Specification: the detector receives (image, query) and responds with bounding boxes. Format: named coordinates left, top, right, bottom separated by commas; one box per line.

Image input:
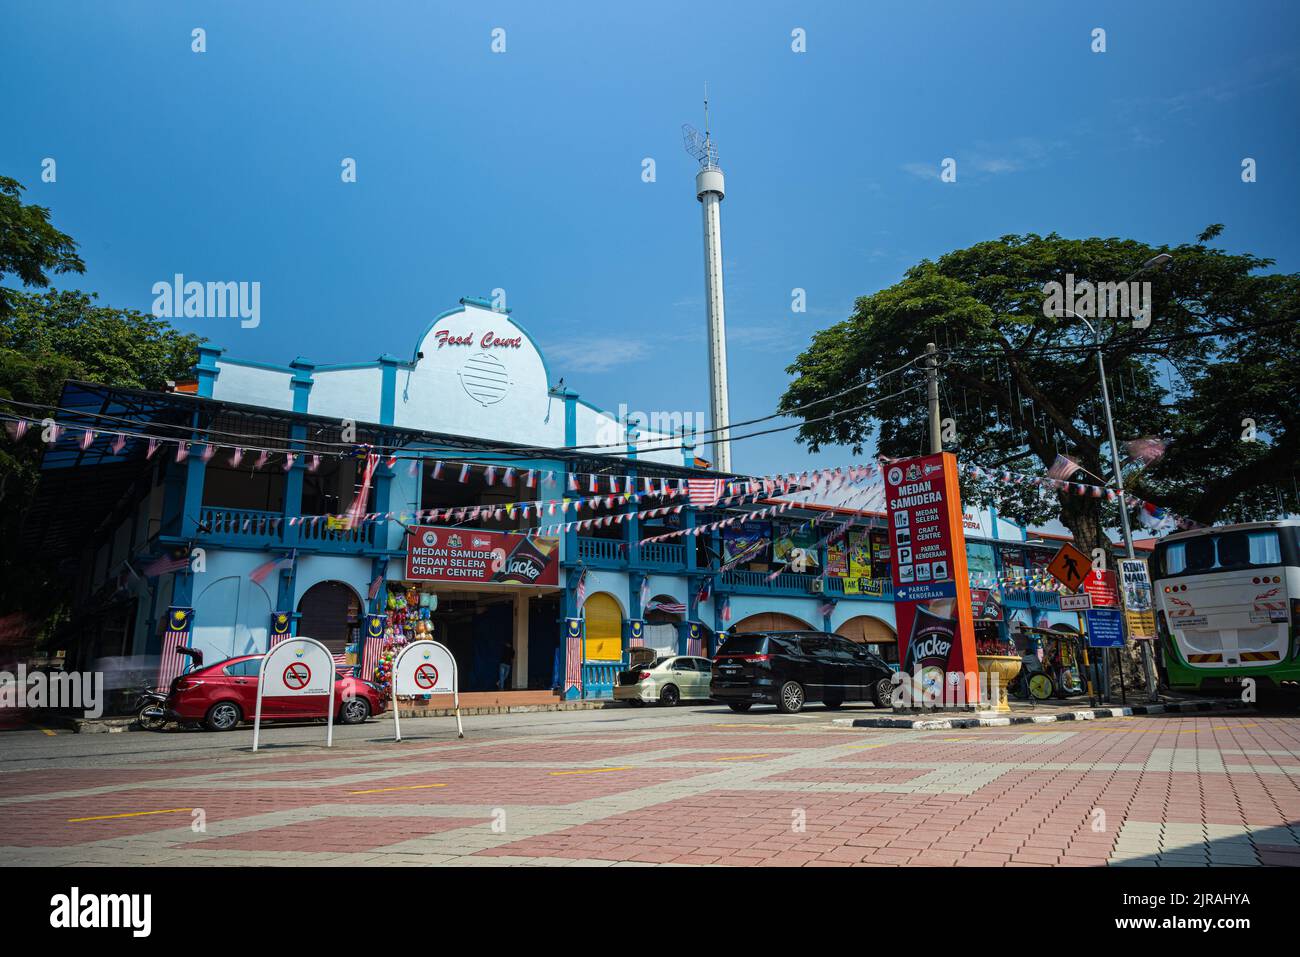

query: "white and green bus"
left=1151, top=519, right=1300, bottom=693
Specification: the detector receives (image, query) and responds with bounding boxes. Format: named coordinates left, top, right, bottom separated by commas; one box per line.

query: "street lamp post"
left=1067, top=253, right=1172, bottom=703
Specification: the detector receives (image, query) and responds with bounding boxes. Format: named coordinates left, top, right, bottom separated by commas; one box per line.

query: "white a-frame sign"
left=253, top=636, right=335, bottom=751
left=392, top=639, right=463, bottom=740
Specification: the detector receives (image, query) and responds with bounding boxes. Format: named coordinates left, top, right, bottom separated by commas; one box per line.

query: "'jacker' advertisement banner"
left=884, top=452, right=978, bottom=705
left=405, top=526, right=560, bottom=586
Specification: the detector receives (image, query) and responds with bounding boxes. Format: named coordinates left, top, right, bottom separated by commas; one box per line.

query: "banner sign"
left=843, top=577, right=887, bottom=598
left=1118, top=559, right=1154, bottom=612
left=722, top=521, right=770, bottom=565
left=253, top=636, right=335, bottom=751
left=1085, top=608, right=1126, bottom=648
left=773, top=520, right=820, bottom=569
left=405, top=526, right=559, bottom=586
left=392, top=639, right=463, bottom=740
left=1083, top=569, right=1120, bottom=607
left=884, top=452, right=978, bottom=705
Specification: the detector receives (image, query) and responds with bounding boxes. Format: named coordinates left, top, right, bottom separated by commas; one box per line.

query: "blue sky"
left=4, top=0, right=1298, bottom=476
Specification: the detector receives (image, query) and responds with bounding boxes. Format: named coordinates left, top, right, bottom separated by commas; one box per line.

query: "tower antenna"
left=682, top=89, right=732, bottom=471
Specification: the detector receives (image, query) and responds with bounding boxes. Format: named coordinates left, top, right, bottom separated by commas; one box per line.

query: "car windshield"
left=718, top=635, right=767, bottom=655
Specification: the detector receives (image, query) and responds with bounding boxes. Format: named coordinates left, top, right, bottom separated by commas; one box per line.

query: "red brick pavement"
left=4, top=714, right=1298, bottom=864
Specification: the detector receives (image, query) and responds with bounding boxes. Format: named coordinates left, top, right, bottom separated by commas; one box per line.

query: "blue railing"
left=639, top=541, right=685, bottom=568
left=720, top=569, right=818, bottom=595
left=1030, top=590, right=1061, bottom=610
left=577, top=536, right=626, bottom=564
left=199, top=506, right=376, bottom=551
left=582, top=660, right=621, bottom=699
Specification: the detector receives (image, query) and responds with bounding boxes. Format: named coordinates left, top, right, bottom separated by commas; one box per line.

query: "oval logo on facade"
left=887, top=466, right=904, bottom=485
left=422, top=531, right=438, bottom=547
left=458, top=352, right=512, bottom=407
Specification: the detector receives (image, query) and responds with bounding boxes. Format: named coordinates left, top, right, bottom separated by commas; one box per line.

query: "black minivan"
left=711, top=631, right=895, bottom=714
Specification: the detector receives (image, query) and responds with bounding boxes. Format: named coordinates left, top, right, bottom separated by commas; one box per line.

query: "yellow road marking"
left=714, top=754, right=771, bottom=761
left=37, top=726, right=57, bottom=736
left=549, top=766, right=633, bottom=776
left=68, top=808, right=192, bottom=823
left=348, top=783, right=448, bottom=794
left=846, top=743, right=890, bottom=750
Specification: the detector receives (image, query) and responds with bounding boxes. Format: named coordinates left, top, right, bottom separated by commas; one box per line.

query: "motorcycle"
left=134, top=646, right=203, bottom=731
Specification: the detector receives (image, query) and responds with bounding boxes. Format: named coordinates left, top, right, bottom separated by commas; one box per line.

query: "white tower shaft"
left=696, top=166, right=731, bottom=472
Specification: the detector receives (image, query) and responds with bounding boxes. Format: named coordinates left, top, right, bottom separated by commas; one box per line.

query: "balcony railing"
left=576, top=536, right=626, bottom=565
left=638, top=541, right=685, bottom=568
left=1030, top=589, right=1062, bottom=610
left=199, top=506, right=377, bottom=551
left=720, top=569, right=818, bottom=595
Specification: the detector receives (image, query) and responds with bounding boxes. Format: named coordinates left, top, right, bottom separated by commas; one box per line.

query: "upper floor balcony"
left=198, top=506, right=380, bottom=553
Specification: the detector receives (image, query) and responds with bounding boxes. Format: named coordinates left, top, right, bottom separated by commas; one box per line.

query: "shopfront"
left=388, top=525, right=564, bottom=692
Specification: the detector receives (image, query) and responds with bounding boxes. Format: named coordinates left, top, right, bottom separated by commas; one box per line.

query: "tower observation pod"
left=683, top=103, right=733, bottom=473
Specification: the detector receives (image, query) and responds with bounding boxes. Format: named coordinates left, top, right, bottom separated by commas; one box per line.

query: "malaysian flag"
left=367, top=574, right=384, bottom=600
left=687, top=478, right=723, bottom=507
left=1046, top=454, right=1080, bottom=482
left=360, top=631, right=385, bottom=683
left=1126, top=437, right=1168, bottom=465
left=646, top=599, right=687, bottom=615
left=143, top=550, right=190, bottom=578
left=564, top=618, right=583, bottom=695
left=156, top=607, right=194, bottom=689
left=250, top=552, right=295, bottom=585
left=574, top=567, right=588, bottom=607
left=686, top=624, right=703, bottom=657
left=696, top=577, right=712, bottom=605
left=721, top=597, right=732, bottom=623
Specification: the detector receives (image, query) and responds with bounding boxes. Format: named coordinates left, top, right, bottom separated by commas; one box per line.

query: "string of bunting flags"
left=5, top=409, right=1200, bottom=536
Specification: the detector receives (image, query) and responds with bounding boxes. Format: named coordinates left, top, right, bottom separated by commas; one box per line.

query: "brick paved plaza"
left=3, top=705, right=1299, bottom=867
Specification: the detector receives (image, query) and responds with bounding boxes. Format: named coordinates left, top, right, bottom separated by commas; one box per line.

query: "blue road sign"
left=1084, top=608, right=1126, bottom=648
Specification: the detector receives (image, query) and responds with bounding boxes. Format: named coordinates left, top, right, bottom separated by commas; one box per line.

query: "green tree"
left=779, top=230, right=1299, bottom=555
left=0, top=177, right=202, bottom=634
left=0, top=176, right=83, bottom=320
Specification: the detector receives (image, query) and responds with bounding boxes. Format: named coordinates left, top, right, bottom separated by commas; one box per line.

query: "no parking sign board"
left=254, top=636, right=335, bottom=751
left=392, top=640, right=463, bottom=740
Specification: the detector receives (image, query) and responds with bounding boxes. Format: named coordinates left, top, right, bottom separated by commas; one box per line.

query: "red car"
left=165, top=654, right=385, bottom=731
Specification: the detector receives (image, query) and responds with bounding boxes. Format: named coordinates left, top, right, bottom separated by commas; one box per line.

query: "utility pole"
left=926, top=342, right=942, bottom=454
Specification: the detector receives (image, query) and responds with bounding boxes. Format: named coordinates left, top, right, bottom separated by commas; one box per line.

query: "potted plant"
left=975, top=635, right=1022, bottom=713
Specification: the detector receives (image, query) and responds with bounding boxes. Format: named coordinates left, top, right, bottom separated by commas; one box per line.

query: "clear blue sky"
left=4, top=0, right=1297, bottom=475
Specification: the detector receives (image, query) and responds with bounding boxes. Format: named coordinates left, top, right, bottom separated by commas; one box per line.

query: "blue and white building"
left=32, top=297, right=1110, bottom=698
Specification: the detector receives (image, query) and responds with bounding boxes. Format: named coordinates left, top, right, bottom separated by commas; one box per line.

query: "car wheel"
left=340, top=696, right=371, bottom=725
left=776, top=681, right=805, bottom=714
left=727, top=702, right=753, bottom=713
left=659, top=684, right=680, bottom=707
left=873, top=676, right=895, bottom=708
left=204, top=701, right=242, bottom=732
left=822, top=696, right=844, bottom=710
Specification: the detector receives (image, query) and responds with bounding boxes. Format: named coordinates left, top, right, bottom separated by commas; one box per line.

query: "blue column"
left=194, top=346, right=224, bottom=397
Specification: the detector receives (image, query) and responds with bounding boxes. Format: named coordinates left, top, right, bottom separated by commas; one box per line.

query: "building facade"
left=31, top=298, right=1119, bottom=699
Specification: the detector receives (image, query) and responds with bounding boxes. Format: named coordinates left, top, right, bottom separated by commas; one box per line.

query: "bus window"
left=1165, top=542, right=1186, bottom=575
left=1248, top=531, right=1282, bottom=566
left=1184, top=536, right=1215, bottom=573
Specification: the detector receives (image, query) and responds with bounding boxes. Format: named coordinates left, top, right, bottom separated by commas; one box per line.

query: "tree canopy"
left=779, top=230, right=1299, bottom=553
left=0, top=177, right=202, bottom=634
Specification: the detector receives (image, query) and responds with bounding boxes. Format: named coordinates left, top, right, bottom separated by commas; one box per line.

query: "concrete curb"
left=395, top=700, right=618, bottom=719
left=831, top=698, right=1253, bottom=730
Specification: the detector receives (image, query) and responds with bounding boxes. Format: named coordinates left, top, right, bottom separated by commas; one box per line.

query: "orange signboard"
left=1046, top=543, right=1090, bottom=592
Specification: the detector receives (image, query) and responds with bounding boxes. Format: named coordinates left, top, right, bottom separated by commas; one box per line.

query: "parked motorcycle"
left=133, top=646, right=203, bottom=731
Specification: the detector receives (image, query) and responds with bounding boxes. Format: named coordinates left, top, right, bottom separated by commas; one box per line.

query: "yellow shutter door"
left=583, top=593, right=623, bottom=661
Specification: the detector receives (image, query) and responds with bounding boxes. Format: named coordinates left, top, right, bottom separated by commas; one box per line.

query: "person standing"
left=498, top=640, right=514, bottom=691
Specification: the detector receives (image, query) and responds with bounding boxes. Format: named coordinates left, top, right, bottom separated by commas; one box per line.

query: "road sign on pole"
left=1045, top=543, right=1091, bottom=592
left=254, top=636, right=335, bottom=752
left=391, top=640, right=463, bottom=741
